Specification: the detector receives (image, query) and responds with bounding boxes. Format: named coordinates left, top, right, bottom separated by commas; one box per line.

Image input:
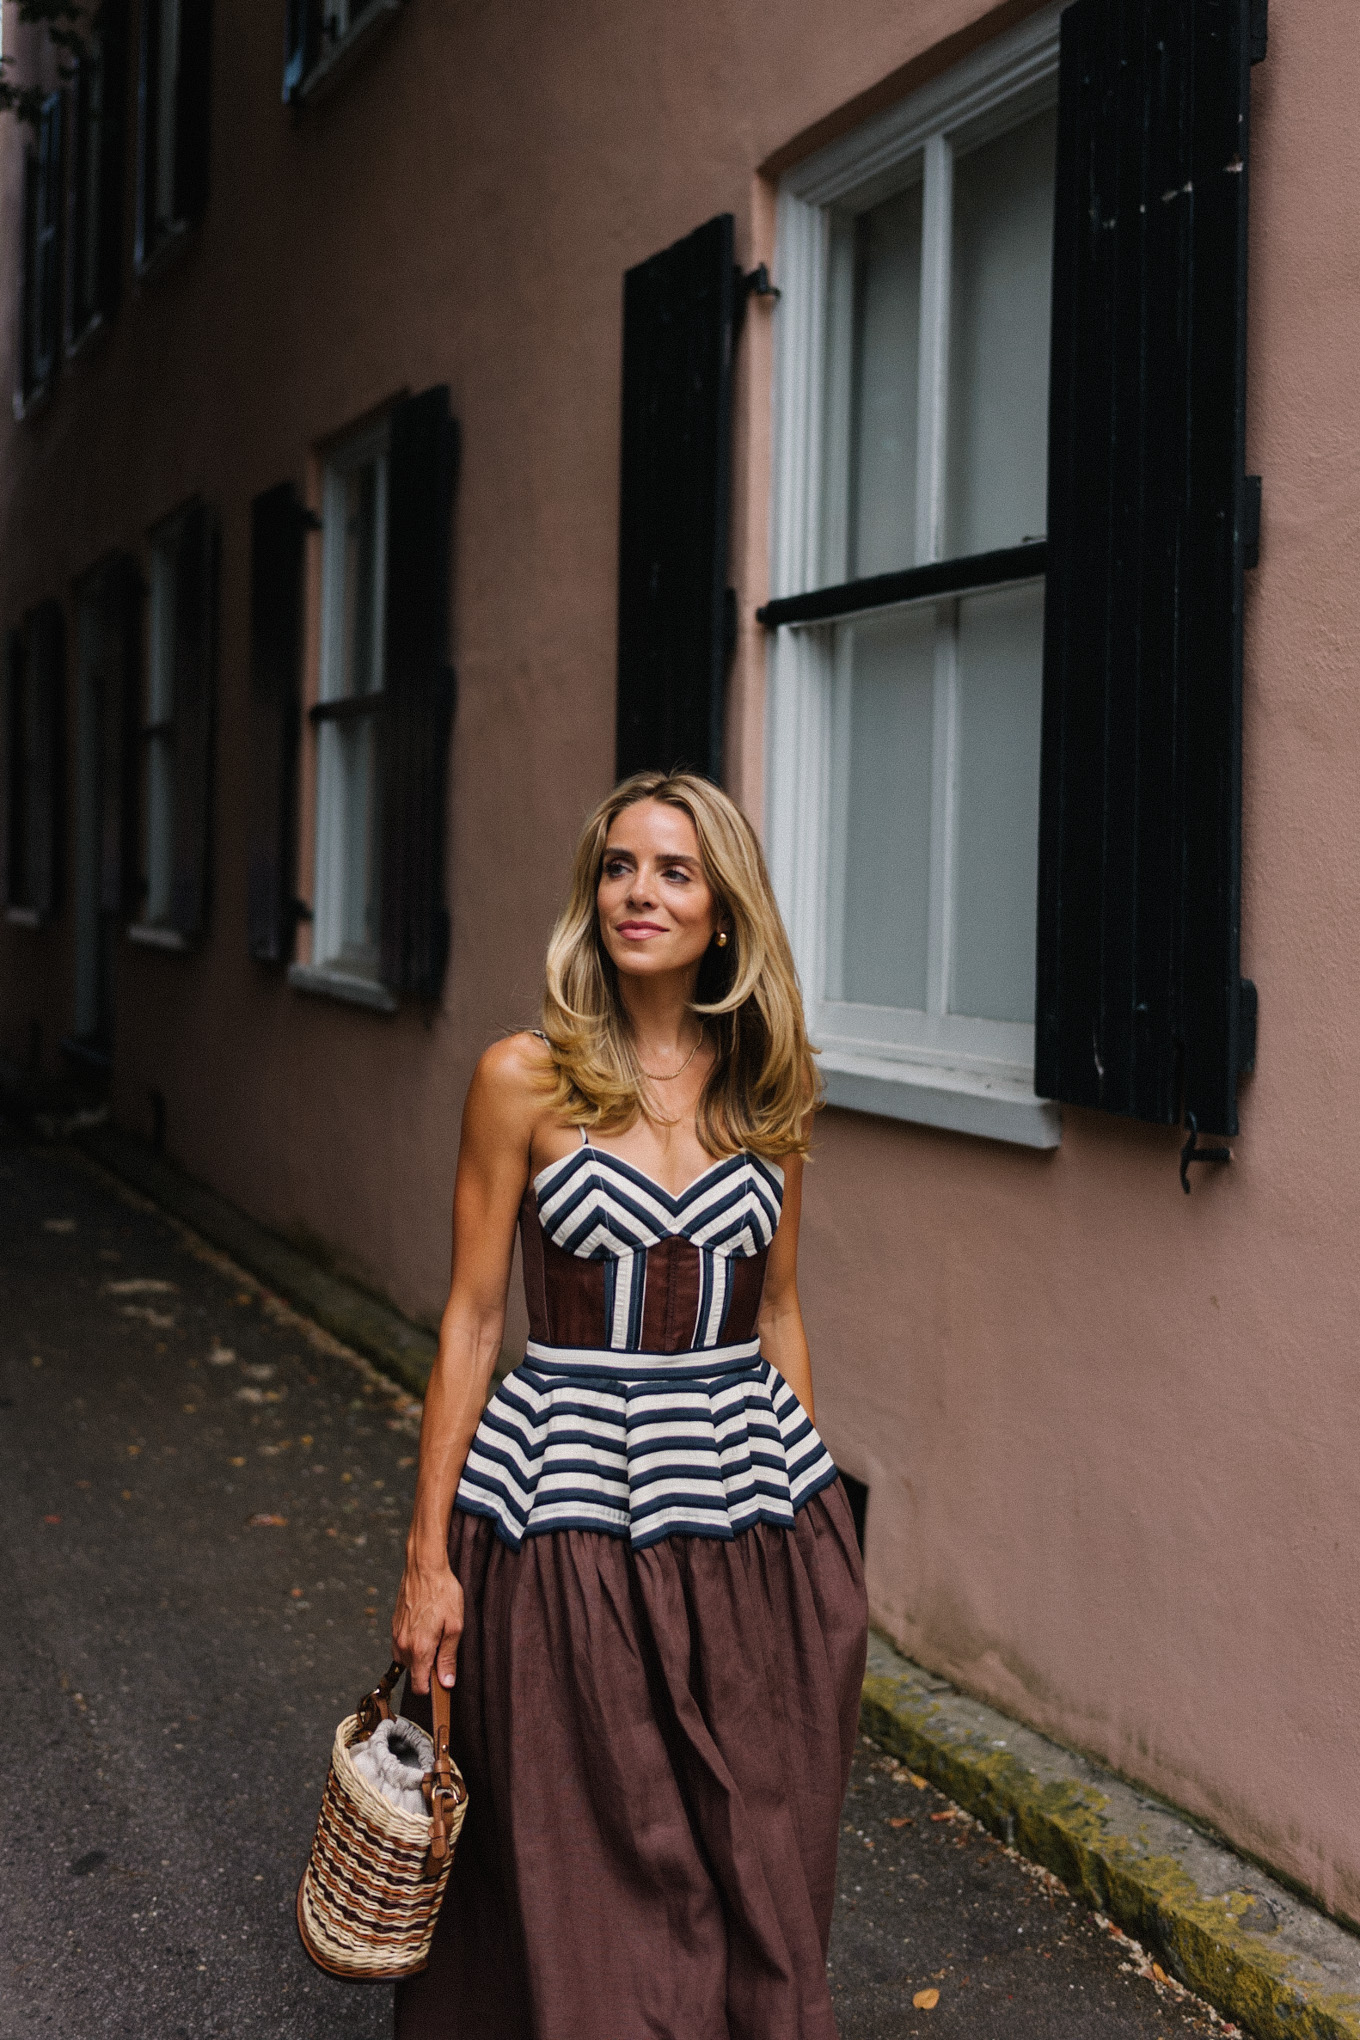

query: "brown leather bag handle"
left=353, top=1660, right=463, bottom=1874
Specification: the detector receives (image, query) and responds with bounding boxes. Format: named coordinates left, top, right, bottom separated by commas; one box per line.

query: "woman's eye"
left=662, top=866, right=690, bottom=884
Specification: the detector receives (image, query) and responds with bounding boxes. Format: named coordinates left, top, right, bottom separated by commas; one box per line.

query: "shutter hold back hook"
left=1179, top=1113, right=1231, bottom=1195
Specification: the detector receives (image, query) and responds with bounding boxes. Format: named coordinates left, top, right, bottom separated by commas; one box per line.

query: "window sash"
left=313, top=426, right=389, bottom=977
left=143, top=535, right=177, bottom=923
left=766, top=7, right=1060, bottom=1081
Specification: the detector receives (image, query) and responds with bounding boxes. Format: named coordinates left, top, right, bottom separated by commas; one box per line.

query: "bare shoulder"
left=464, top=1032, right=554, bottom=1136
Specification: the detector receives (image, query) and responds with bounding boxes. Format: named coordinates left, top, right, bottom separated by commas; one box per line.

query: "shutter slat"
left=1037, top=0, right=1253, bottom=1136
left=616, top=213, right=736, bottom=783
left=168, top=503, right=218, bottom=940
left=247, top=483, right=305, bottom=963
left=380, top=387, right=457, bottom=999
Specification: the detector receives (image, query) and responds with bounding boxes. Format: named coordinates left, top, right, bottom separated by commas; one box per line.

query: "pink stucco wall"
left=1, top=0, right=1356, bottom=1923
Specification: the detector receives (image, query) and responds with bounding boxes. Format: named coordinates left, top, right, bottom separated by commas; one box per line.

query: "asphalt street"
left=0, top=1130, right=1247, bottom=2039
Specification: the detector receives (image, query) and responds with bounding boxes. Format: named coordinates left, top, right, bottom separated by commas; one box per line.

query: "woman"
left=392, top=771, right=868, bottom=2040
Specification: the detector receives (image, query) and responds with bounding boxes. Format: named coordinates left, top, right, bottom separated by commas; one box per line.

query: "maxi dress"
left=394, top=1135, right=868, bottom=2040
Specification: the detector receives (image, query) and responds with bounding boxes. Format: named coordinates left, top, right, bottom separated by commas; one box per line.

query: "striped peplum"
left=455, top=1142, right=840, bottom=1550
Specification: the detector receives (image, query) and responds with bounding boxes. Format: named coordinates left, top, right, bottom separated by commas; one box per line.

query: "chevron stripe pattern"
left=456, top=1145, right=840, bottom=1550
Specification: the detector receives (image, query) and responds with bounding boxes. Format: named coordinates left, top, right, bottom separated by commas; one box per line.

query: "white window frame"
left=765, top=5, right=1062, bottom=1149
left=288, top=418, right=396, bottom=1011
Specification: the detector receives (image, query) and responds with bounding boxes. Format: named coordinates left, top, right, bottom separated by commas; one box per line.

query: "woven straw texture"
left=297, top=1712, right=466, bottom=1980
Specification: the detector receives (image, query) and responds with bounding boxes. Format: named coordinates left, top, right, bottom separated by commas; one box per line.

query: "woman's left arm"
left=756, top=1151, right=815, bottom=1422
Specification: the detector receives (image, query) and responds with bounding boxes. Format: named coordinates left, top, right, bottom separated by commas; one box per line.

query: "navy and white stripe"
left=455, top=1346, right=838, bottom=1551
left=456, top=1145, right=840, bottom=1551
left=533, top=1143, right=783, bottom=1354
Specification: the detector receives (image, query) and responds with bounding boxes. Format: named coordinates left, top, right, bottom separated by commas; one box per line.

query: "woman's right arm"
left=392, top=1036, right=544, bottom=1695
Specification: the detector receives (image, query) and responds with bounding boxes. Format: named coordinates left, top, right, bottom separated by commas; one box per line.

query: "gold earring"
left=716, top=931, right=728, bottom=947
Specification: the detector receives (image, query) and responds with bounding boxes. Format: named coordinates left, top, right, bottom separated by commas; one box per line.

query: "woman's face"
left=597, top=799, right=724, bottom=982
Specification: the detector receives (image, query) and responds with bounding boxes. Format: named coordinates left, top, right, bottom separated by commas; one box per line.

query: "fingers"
left=434, top=1625, right=461, bottom=1690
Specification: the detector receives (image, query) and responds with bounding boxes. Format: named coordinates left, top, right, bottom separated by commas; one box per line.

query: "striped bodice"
left=456, top=1140, right=839, bottom=1551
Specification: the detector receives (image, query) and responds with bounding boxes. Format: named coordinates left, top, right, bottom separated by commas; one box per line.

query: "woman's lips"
left=617, top=921, right=666, bottom=937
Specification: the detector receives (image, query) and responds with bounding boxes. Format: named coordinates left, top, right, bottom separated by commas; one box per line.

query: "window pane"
left=827, top=605, right=935, bottom=1011
left=946, top=107, right=1056, bottom=558
left=316, top=715, right=382, bottom=972
left=849, top=182, right=922, bottom=579
left=342, top=462, right=383, bottom=699
left=950, top=582, right=1044, bottom=1023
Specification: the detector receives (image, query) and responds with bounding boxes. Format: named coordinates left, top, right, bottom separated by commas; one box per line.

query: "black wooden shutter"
left=24, top=602, right=66, bottom=922
left=18, top=149, right=37, bottom=403
left=3, top=629, right=25, bottom=909
left=168, top=503, right=218, bottom=940
left=96, top=0, right=129, bottom=319
left=174, top=0, right=213, bottom=226
left=97, top=555, right=143, bottom=918
left=283, top=0, right=320, bottom=100
left=380, top=386, right=457, bottom=999
left=247, top=483, right=305, bottom=962
left=34, top=94, right=63, bottom=387
left=133, top=0, right=159, bottom=266
left=1037, top=0, right=1254, bottom=1137
left=616, top=213, right=736, bottom=784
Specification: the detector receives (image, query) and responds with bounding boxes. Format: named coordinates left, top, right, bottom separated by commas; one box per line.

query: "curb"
left=72, top=1123, right=439, bottom=1399
left=861, top=1634, right=1360, bottom=2040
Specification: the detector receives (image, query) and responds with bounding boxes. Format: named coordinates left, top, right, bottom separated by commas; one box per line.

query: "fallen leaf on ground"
left=888, top=1816, right=914, bottom=1828
left=75, top=1480, right=91, bottom=1490
left=43, top=1218, right=77, bottom=1233
left=208, top=1344, right=236, bottom=1366
left=247, top=1513, right=288, bottom=1528
left=908, top=1772, right=928, bottom=1789
left=913, top=1988, right=940, bottom=2010
left=235, top=1386, right=268, bottom=1405
left=1152, top=1963, right=1170, bottom=1984
left=104, top=1278, right=178, bottom=1295
left=241, top=1363, right=275, bottom=1382
left=930, top=1810, right=959, bottom=1822
left=44, top=1514, right=61, bottom=1524
left=120, top=1305, right=176, bottom=1328
left=121, top=1489, right=132, bottom=1500
left=229, top=1456, right=246, bottom=1467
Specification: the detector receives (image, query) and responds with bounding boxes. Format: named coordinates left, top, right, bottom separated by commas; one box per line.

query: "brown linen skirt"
left=394, top=1481, right=867, bottom=2040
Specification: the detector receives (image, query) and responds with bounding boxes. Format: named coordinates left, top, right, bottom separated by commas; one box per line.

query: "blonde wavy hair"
left=539, top=772, right=818, bottom=1159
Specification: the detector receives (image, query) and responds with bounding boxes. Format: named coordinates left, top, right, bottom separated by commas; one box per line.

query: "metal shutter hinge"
left=1180, top=1114, right=1231, bottom=1194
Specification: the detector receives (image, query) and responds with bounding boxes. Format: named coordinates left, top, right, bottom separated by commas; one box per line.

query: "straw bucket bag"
left=297, top=1660, right=468, bottom=1980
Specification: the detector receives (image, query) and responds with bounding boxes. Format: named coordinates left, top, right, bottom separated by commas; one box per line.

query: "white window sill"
left=127, top=922, right=188, bottom=951
left=287, top=962, right=397, bottom=1013
left=290, top=0, right=403, bottom=105
left=818, top=1046, right=1061, bottom=1149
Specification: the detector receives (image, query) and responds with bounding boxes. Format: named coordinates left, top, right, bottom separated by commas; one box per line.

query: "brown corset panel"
left=518, top=1188, right=769, bottom=1354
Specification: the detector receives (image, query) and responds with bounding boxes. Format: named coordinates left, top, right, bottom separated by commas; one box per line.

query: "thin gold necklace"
left=637, top=1025, right=704, bottom=1082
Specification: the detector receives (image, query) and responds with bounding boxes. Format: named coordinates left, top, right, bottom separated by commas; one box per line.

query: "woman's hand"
left=392, top=1551, right=465, bottom=1694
